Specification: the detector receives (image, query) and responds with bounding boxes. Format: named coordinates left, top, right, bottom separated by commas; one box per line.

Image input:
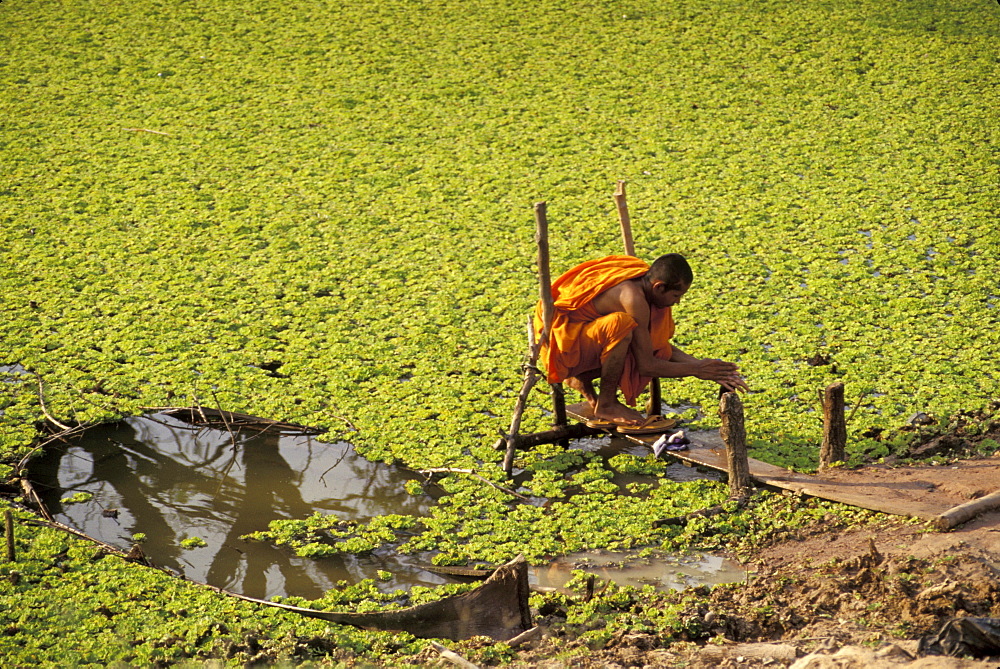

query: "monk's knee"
left=603, top=311, right=638, bottom=337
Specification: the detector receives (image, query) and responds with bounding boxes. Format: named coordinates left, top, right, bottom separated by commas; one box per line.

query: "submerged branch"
left=33, top=374, right=70, bottom=431
left=419, top=468, right=532, bottom=502
left=652, top=494, right=749, bottom=528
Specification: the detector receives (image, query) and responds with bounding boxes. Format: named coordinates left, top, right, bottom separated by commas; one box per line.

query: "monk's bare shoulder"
left=591, top=278, right=648, bottom=316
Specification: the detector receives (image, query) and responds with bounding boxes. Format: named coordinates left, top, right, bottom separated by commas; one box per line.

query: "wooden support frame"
left=502, top=203, right=559, bottom=475
left=499, top=183, right=663, bottom=471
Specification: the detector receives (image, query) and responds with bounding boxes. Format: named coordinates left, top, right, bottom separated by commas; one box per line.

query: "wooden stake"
left=503, top=202, right=556, bottom=476
left=5, top=510, right=14, bottom=562
left=614, top=180, right=635, bottom=256
left=720, top=392, right=752, bottom=496
left=614, top=181, right=660, bottom=413
left=550, top=382, right=567, bottom=429
left=646, top=378, right=662, bottom=416
left=535, top=202, right=555, bottom=352
left=820, top=382, right=847, bottom=469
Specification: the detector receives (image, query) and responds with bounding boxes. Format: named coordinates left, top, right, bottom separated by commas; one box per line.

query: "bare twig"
left=329, top=413, right=358, bottom=432
left=210, top=392, right=242, bottom=495
left=318, top=448, right=351, bottom=485
left=419, top=468, right=532, bottom=502
left=845, top=390, right=866, bottom=424
left=5, top=510, right=14, bottom=562
left=32, top=374, right=70, bottom=431
left=429, top=641, right=480, bottom=669
left=16, top=423, right=90, bottom=471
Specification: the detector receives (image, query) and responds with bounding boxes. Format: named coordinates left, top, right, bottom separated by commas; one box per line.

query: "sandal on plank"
left=617, top=415, right=677, bottom=435
left=585, top=417, right=619, bottom=429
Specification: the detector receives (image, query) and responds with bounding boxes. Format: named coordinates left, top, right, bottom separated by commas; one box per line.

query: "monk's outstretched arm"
left=666, top=346, right=749, bottom=392
left=620, top=295, right=748, bottom=391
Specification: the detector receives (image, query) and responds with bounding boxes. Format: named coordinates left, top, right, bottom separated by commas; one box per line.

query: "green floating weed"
left=243, top=512, right=417, bottom=558
left=60, top=492, right=93, bottom=505
left=180, top=536, right=207, bottom=549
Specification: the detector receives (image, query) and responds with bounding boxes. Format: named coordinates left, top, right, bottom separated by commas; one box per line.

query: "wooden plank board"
left=566, top=402, right=955, bottom=520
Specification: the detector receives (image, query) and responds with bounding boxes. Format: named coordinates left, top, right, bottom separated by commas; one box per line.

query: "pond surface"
left=536, top=549, right=745, bottom=592
left=27, top=412, right=741, bottom=601
left=27, top=412, right=441, bottom=600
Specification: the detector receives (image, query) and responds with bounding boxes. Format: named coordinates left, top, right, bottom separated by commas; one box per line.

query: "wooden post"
left=720, top=392, right=752, bottom=496
left=646, top=379, right=662, bottom=416
left=550, top=381, right=568, bottom=437
left=614, top=180, right=635, bottom=257
left=614, top=181, right=660, bottom=414
left=820, top=382, right=847, bottom=469
left=4, top=510, right=13, bottom=562
left=535, top=202, right=555, bottom=352
left=503, top=202, right=557, bottom=476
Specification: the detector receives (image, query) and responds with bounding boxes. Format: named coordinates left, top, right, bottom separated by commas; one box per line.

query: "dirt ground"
left=503, top=454, right=1000, bottom=669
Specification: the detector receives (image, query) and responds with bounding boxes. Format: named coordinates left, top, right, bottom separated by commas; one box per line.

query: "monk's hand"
left=720, top=372, right=750, bottom=393
left=695, top=359, right=749, bottom=392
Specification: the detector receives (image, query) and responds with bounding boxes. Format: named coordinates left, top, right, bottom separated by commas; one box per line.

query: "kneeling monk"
left=534, top=254, right=748, bottom=427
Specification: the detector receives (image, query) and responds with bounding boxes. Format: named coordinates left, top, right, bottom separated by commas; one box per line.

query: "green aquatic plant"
left=243, top=513, right=417, bottom=558
left=0, top=0, right=998, bottom=664
left=59, top=492, right=93, bottom=505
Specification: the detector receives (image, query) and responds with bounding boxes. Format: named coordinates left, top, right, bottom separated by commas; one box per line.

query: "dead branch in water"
left=419, top=468, right=532, bottom=502
left=652, top=494, right=749, bottom=528
left=32, top=374, right=70, bottom=431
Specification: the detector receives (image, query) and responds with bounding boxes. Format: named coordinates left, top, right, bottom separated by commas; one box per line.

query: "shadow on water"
left=26, top=412, right=742, bottom=600
left=26, top=412, right=443, bottom=600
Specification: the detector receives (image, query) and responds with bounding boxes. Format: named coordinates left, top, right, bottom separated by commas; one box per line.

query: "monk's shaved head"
left=647, top=254, right=693, bottom=291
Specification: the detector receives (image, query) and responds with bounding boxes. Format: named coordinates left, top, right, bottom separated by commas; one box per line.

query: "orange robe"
left=534, top=255, right=675, bottom=406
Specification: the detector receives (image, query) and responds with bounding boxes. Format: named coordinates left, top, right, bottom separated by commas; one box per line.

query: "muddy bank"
left=493, top=506, right=1000, bottom=668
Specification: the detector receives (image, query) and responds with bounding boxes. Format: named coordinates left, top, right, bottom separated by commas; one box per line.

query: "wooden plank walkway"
left=566, top=403, right=959, bottom=520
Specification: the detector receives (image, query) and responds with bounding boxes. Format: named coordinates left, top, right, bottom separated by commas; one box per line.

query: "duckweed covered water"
left=27, top=414, right=736, bottom=598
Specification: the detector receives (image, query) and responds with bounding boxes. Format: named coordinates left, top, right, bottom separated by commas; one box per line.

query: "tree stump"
left=820, top=382, right=847, bottom=469
left=720, top=392, right=752, bottom=496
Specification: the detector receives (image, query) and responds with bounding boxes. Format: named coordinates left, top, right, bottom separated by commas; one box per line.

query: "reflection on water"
left=27, top=413, right=442, bottom=600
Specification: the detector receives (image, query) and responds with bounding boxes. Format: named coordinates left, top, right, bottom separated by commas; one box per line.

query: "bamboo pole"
left=720, top=392, right=752, bottom=496
left=613, top=181, right=662, bottom=414
left=503, top=202, right=556, bottom=476
left=614, top=180, right=635, bottom=257
left=820, top=382, right=847, bottom=469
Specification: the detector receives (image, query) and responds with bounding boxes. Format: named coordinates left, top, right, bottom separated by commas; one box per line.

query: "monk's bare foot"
left=593, top=401, right=644, bottom=426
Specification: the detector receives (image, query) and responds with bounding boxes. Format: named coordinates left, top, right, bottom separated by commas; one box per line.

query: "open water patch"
left=533, top=549, right=745, bottom=592
left=25, top=411, right=443, bottom=600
